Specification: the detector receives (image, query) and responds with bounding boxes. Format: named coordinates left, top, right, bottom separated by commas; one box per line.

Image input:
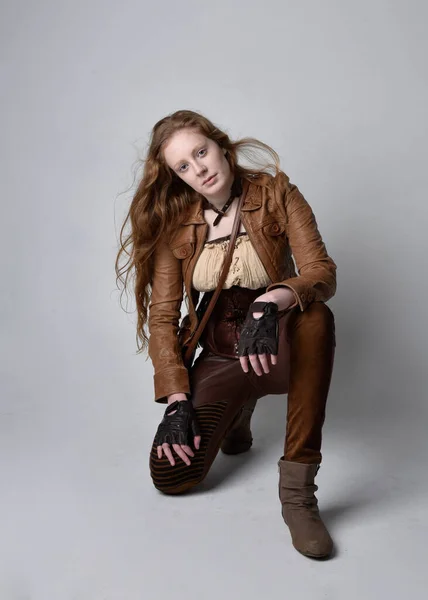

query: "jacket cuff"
left=153, top=366, right=191, bottom=404
left=266, top=279, right=316, bottom=312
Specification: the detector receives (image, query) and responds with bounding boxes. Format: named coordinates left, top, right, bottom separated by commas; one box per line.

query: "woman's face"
left=163, top=128, right=234, bottom=200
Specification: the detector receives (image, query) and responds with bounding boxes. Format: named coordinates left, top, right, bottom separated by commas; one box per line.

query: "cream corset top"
left=192, top=232, right=272, bottom=292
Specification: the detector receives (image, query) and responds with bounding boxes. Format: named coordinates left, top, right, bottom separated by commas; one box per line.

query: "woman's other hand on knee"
left=238, top=299, right=281, bottom=375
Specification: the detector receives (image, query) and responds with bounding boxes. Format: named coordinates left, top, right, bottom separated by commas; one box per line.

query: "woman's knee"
left=287, top=301, right=335, bottom=345
left=148, top=400, right=240, bottom=494
left=298, top=301, right=335, bottom=331
left=149, top=448, right=205, bottom=495
left=305, top=300, right=334, bottom=320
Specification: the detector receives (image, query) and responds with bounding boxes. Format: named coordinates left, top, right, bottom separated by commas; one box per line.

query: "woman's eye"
left=177, top=149, right=205, bottom=172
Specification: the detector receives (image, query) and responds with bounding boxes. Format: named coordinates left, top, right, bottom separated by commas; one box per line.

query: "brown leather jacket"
left=148, top=170, right=337, bottom=403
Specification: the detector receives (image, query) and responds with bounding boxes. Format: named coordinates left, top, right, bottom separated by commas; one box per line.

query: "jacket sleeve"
left=266, top=171, right=337, bottom=311
left=147, top=239, right=190, bottom=404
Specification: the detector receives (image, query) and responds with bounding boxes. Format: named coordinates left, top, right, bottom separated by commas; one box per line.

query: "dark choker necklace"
left=202, top=177, right=243, bottom=226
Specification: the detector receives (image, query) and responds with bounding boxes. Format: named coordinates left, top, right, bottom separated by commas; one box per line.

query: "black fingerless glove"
left=237, top=301, right=279, bottom=357
left=154, top=400, right=201, bottom=447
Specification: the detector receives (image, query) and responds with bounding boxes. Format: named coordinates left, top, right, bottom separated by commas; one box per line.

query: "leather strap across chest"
left=182, top=178, right=250, bottom=366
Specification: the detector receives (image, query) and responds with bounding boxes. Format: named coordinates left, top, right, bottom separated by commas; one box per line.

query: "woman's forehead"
left=168, top=129, right=206, bottom=147
left=163, top=130, right=209, bottom=162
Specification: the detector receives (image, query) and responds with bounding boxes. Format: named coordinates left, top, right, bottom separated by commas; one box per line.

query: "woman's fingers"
left=249, top=353, right=263, bottom=376
left=172, top=444, right=191, bottom=466
left=159, top=442, right=200, bottom=466
left=239, top=355, right=249, bottom=373
left=162, top=443, right=175, bottom=466
left=181, top=445, right=195, bottom=458
left=240, top=353, right=277, bottom=375
left=241, top=354, right=266, bottom=375
left=258, top=353, right=270, bottom=374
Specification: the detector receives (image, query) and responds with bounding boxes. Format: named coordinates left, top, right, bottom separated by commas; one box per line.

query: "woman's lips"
left=203, top=174, right=217, bottom=185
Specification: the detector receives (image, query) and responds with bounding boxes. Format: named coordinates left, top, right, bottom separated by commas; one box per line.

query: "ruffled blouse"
left=192, top=232, right=272, bottom=292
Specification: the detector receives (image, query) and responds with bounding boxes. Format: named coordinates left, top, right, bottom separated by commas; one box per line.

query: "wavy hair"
left=115, top=109, right=281, bottom=353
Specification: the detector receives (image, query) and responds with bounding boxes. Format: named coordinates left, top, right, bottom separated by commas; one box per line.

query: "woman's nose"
left=196, top=163, right=207, bottom=177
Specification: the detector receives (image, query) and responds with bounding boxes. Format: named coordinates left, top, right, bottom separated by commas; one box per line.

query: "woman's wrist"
left=167, top=393, right=188, bottom=404
left=254, top=287, right=297, bottom=313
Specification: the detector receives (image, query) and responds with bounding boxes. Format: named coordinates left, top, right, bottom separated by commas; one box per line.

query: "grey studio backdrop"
left=1, top=1, right=427, bottom=599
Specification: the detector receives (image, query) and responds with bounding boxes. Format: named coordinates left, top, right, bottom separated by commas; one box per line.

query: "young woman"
left=116, top=110, right=337, bottom=559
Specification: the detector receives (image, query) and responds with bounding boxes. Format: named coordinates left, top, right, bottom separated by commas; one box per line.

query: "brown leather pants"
left=150, top=288, right=336, bottom=495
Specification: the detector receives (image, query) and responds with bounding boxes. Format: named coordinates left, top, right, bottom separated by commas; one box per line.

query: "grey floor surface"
left=2, top=392, right=427, bottom=600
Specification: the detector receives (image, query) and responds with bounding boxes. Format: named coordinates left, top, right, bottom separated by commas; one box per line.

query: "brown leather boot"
left=220, top=396, right=258, bottom=455
left=278, top=458, right=333, bottom=559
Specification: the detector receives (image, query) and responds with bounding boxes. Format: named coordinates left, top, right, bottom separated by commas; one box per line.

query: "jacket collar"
left=181, top=175, right=267, bottom=225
